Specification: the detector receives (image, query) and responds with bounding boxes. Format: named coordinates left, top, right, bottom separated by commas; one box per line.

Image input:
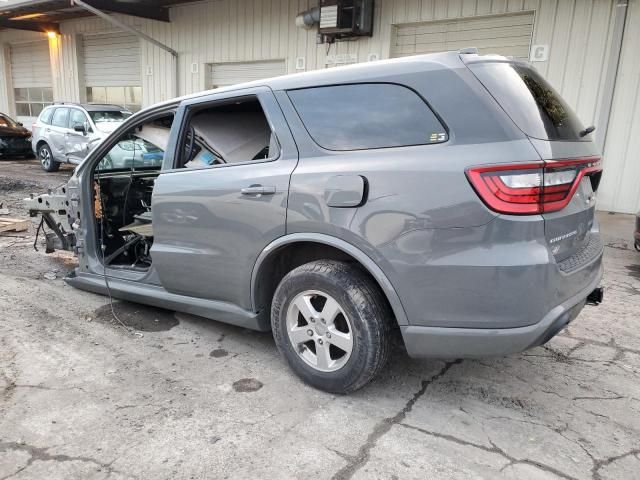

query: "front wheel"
left=271, top=260, right=391, bottom=393
left=39, top=144, right=60, bottom=172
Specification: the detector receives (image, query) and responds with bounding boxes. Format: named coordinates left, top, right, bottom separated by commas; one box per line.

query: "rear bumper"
left=401, top=261, right=603, bottom=358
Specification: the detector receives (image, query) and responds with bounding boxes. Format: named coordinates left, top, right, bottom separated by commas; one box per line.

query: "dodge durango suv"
left=26, top=51, right=604, bottom=393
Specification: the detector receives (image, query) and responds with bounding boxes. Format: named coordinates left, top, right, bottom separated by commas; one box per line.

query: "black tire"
left=271, top=260, right=392, bottom=394
left=38, top=143, right=60, bottom=172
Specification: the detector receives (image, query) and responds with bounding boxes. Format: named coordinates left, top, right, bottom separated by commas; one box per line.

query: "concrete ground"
left=1, top=158, right=639, bottom=480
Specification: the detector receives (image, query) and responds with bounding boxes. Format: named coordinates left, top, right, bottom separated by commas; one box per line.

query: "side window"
left=69, top=109, right=88, bottom=129
left=287, top=83, right=448, bottom=150
left=178, top=95, right=277, bottom=168
left=51, top=108, right=69, bottom=128
left=96, top=116, right=173, bottom=172
left=39, top=108, right=54, bottom=125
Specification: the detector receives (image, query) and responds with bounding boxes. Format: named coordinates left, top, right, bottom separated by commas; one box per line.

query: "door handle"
left=241, top=185, right=276, bottom=195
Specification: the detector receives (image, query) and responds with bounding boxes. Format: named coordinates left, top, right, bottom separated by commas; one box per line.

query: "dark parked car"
left=26, top=50, right=604, bottom=393
left=0, top=113, right=32, bottom=159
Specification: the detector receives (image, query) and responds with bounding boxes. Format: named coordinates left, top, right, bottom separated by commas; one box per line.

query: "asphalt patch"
left=93, top=301, right=179, bottom=332
left=232, top=378, right=263, bottom=393
left=210, top=348, right=228, bottom=358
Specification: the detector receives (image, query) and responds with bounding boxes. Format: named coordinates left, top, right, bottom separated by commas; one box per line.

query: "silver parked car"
left=31, top=103, right=132, bottom=172
left=26, top=51, right=604, bottom=393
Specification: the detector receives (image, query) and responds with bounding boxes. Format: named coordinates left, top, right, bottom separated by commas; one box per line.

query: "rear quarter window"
left=468, top=62, right=586, bottom=141
left=287, top=83, right=447, bottom=150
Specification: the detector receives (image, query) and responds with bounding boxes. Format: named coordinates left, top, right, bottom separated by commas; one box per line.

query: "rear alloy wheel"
left=39, top=144, right=60, bottom=172
left=271, top=260, right=391, bottom=393
left=286, top=290, right=354, bottom=372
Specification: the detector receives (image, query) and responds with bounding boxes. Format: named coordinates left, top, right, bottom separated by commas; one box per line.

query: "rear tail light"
left=466, top=157, right=602, bottom=215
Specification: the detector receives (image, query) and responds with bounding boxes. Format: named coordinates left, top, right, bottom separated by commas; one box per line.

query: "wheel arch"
left=250, top=233, right=408, bottom=326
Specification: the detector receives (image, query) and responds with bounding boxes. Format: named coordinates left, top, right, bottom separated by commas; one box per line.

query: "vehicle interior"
left=93, top=96, right=276, bottom=270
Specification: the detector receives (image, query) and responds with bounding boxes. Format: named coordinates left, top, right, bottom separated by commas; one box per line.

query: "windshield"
left=468, top=62, right=587, bottom=141
left=89, top=110, right=132, bottom=124
left=0, top=115, right=18, bottom=128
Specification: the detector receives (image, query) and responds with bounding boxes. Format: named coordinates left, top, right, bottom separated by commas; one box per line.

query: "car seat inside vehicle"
left=182, top=97, right=276, bottom=168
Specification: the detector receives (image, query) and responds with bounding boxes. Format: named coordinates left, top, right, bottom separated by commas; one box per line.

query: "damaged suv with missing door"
left=26, top=51, right=604, bottom=393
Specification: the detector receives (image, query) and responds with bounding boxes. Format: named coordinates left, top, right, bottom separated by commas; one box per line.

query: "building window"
left=86, top=86, right=142, bottom=112
left=14, top=87, right=53, bottom=117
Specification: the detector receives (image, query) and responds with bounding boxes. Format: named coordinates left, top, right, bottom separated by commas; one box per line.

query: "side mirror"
left=73, top=124, right=87, bottom=135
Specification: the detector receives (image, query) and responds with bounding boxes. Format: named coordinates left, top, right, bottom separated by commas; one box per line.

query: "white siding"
left=598, top=0, right=640, bottom=213
left=3, top=0, right=632, bottom=211
left=157, top=0, right=615, bottom=137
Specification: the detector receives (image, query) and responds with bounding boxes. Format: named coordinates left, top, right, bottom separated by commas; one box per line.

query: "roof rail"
left=458, top=47, right=478, bottom=55
left=52, top=101, right=81, bottom=106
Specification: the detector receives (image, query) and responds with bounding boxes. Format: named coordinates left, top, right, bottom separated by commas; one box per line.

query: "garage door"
left=83, top=33, right=142, bottom=111
left=10, top=41, right=53, bottom=125
left=391, top=11, right=534, bottom=59
left=209, top=60, right=287, bottom=88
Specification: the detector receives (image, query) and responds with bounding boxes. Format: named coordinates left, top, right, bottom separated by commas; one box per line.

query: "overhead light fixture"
left=10, top=13, right=45, bottom=20
left=47, top=31, right=57, bottom=38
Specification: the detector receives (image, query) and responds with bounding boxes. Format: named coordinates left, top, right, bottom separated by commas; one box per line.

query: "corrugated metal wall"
left=598, top=0, right=640, bottom=214
left=156, top=0, right=617, bottom=145
left=0, top=0, right=637, bottom=212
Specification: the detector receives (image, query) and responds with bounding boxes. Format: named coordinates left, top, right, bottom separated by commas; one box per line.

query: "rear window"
left=39, top=108, right=54, bottom=125
left=287, top=83, right=447, bottom=150
left=468, top=62, right=586, bottom=141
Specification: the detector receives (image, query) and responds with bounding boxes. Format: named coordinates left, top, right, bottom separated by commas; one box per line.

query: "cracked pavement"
left=1, top=160, right=639, bottom=479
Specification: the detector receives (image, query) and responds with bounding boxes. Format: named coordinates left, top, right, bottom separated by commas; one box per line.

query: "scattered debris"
left=0, top=202, right=9, bottom=215
left=43, top=271, right=57, bottom=280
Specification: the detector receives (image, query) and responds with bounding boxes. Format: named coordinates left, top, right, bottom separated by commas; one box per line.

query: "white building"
left=0, top=0, right=638, bottom=213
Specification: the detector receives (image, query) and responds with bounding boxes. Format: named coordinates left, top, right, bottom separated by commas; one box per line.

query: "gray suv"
left=26, top=51, right=604, bottom=393
left=31, top=103, right=132, bottom=172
